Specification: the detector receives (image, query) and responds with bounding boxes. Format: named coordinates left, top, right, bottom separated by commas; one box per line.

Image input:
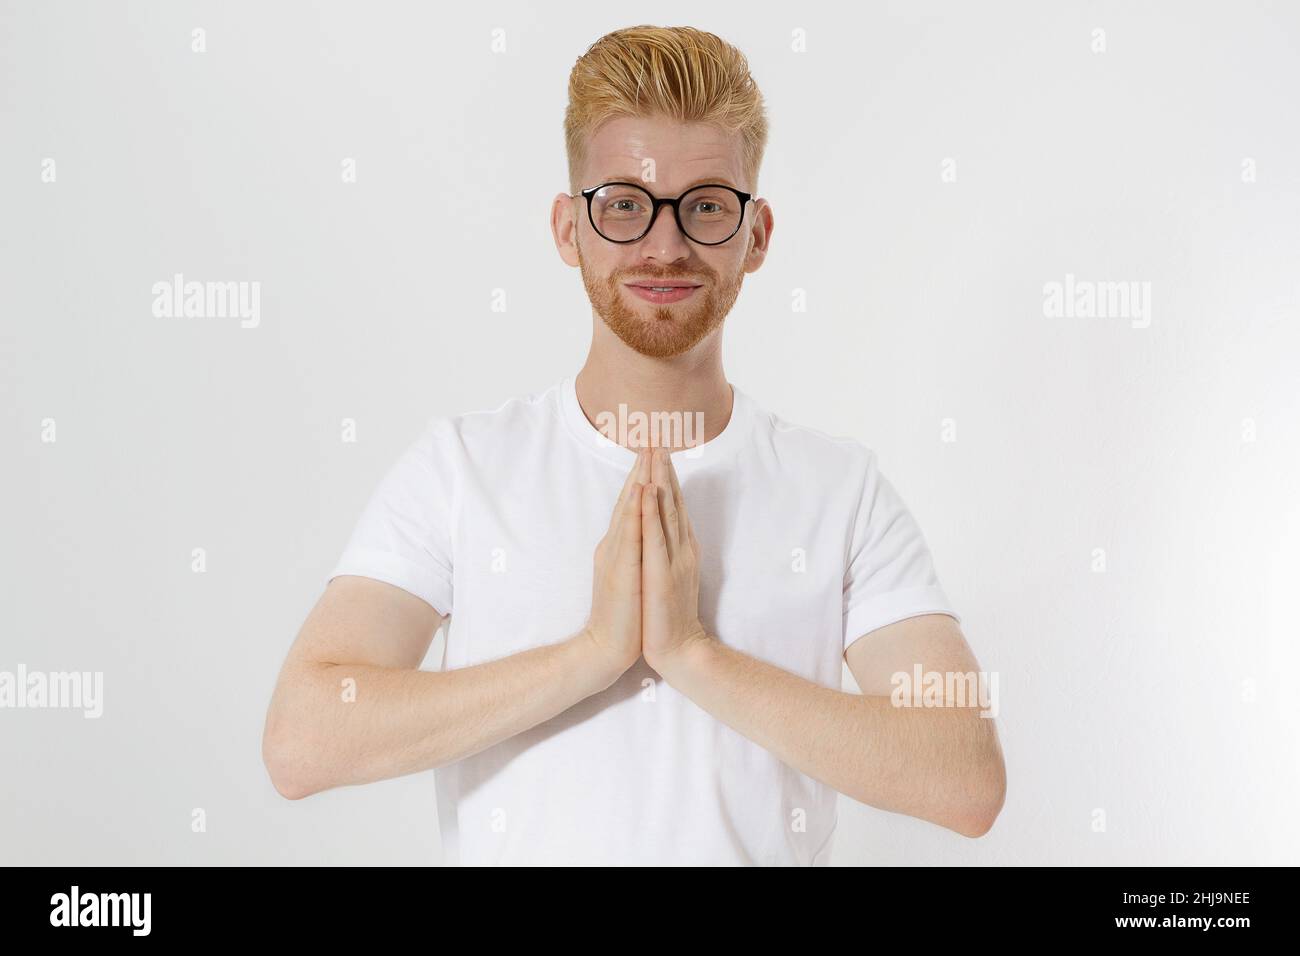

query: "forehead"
left=583, top=115, right=746, bottom=189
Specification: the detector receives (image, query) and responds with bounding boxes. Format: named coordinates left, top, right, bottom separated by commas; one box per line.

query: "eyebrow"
left=598, top=176, right=742, bottom=193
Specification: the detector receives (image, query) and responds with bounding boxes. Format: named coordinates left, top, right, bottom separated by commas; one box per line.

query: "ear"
left=552, top=192, right=582, bottom=268
left=742, top=197, right=774, bottom=274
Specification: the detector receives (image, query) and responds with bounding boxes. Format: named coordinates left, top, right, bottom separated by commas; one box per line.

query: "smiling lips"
left=625, top=280, right=703, bottom=304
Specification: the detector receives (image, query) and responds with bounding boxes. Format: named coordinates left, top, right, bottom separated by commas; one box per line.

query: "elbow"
left=953, top=751, right=1006, bottom=839
left=954, top=805, right=999, bottom=839
left=262, top=709, right=319, bottom=801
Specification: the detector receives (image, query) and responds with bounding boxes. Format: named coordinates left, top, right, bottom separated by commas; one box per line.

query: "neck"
left=574, top=330, right=733, bottom=451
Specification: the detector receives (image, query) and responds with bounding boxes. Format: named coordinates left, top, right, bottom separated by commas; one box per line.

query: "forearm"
left=657, top=637, right=1004, bottom=836
left=265, top=630, right=618, bottom=798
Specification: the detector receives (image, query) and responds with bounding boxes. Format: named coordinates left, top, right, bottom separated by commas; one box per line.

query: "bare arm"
left=654, top=613, right=1006, bottom=838
left=261, top=575, right=622, bottom=799
left=262, top=448, right=652, bottom=801
left=639, top=448, right=1005, bottom=837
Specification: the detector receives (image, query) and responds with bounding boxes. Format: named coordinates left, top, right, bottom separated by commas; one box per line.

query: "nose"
left=639, top=203, right=691, bottom=263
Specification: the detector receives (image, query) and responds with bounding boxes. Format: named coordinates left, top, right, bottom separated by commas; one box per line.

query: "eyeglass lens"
left=590, top=184, right=743, bottom=243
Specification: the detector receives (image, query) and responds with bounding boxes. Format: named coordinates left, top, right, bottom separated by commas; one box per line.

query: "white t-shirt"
left=329, top=376, right=960, bottom=865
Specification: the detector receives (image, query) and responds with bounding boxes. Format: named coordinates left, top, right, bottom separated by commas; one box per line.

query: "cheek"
left=698, top=252, right=740, bottom=283
left=577, top=243, right=618, bottom=278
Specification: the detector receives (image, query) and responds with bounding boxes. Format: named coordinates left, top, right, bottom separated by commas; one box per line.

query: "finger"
left=617, top=447, right=650, bottom=545
left=607, top=448, right=645, bottom=536
left=662, top=446, right=691, bottom=543
left=641, top=482, right=669, bottom=573
left=618, top=481, right=644, bottom=567
left=651, top=449, right=679, bottom=561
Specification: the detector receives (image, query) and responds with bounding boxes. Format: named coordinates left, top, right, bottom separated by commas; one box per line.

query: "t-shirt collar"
left=559, top=375, right=754, bottom=471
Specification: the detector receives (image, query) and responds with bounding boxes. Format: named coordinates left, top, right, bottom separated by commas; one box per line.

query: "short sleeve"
left=842, top=448, right=959, bottom=652
left=328, top=418, right=456, bottom=616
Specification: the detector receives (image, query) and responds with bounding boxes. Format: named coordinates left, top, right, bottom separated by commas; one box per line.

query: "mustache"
left=615, top=270, right=711, bottom=284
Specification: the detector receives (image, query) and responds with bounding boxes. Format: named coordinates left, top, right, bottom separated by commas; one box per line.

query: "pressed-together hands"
left=269, top=438, right=1003, bottom=836
left=582, top=447, right=710, bottom=682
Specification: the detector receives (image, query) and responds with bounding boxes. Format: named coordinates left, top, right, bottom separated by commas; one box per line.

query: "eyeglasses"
left=576, top=181, right=753, bottom=246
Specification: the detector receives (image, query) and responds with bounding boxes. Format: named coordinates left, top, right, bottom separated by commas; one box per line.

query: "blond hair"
left=563, top=25, right=769, bottom=194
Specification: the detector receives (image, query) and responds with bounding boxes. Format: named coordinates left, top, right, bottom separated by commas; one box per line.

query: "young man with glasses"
left=263, top=24, right=1005, bottom=866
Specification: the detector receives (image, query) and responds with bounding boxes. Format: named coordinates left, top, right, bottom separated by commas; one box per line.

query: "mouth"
left=624, top=282, right=703, bottom=304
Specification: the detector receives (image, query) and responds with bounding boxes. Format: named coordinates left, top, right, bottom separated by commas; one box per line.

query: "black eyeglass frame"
left=577, top=181, right=754, bottom=246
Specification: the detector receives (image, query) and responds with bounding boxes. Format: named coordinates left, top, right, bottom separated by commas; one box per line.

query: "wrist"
left=574, top=626, right=633, bottom=693
left=650, top=628, right=713, bottom=686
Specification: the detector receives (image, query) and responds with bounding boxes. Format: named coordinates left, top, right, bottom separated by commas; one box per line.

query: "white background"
left=2, top=0, right=1297, bottom=864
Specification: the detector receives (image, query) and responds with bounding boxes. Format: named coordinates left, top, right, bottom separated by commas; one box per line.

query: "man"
left=262, top=24, right=1005, bottom=865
